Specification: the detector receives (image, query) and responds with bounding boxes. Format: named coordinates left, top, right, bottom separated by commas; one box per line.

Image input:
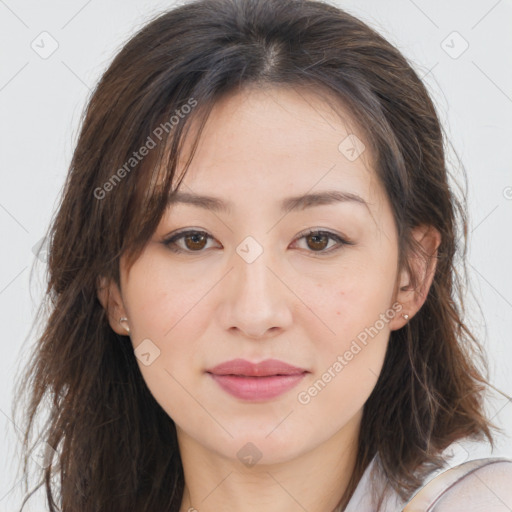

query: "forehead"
left=181, top=84, right=374, bottom=167
left=172, top=85, right=383, bottom=213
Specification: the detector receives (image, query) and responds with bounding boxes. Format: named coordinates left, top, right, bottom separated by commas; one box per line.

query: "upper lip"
left=207, top=358, right=308, bottom=377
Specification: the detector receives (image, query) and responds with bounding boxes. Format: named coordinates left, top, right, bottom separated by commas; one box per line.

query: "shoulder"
left=432, top=460, right=512, bottom=511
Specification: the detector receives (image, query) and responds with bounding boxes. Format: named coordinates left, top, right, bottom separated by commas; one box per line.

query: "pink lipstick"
left=206, top=358, right=308, bottom=401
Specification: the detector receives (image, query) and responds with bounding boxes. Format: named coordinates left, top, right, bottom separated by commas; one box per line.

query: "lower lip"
left=208, top=372, right=307, bottom=401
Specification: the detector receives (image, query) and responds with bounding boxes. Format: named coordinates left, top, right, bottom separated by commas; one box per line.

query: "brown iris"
left=183, top=232, right=208, bottom=251
left=305, top=233, right=329, bottom=251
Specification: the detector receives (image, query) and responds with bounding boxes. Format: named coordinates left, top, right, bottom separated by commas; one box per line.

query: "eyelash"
left=162, top=228, right=353, bottom=256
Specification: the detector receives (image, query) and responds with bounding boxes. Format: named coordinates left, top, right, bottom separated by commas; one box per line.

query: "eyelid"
left=291, top=228, right=354, bottom=254
left=162, top=229, right=217, bottom=253
left=162, top=227, right=354, bottom=254
left=294, top=227, right=353, bottom=244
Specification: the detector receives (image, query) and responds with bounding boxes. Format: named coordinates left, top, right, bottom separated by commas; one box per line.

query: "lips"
left=206, top=358, right=309, bottom=401
left=206, top=358, right=308, bottom=377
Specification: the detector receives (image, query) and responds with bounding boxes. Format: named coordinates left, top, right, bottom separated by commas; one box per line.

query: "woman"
left=13, top=0, right=512, bottom=510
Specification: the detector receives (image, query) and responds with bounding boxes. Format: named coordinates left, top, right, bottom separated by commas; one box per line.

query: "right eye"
left=162, top=229, right=219, bottom=253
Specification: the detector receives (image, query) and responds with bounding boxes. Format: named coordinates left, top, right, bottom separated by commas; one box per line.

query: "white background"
left=1, top=0, right=511, bottom=510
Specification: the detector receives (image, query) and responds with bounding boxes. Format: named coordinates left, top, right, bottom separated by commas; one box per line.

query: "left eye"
left=292, top=229, right=351, bottom=253
left=162, top=229, right=352, bottom=254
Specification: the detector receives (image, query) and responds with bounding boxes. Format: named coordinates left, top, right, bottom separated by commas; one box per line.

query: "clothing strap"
left=402, top=457, right=512, bottom=511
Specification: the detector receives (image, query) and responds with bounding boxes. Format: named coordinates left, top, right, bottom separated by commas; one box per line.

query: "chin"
left=207, top=430, right=307, bottom=466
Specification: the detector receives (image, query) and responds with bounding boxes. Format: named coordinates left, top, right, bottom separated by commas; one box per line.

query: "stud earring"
left=119, top=316, right=130, bottom=334
left=402, top=313, right=410, bottom=321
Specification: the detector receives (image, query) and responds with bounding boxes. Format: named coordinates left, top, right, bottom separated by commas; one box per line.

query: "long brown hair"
left=13, top=0, right=506, bottom=510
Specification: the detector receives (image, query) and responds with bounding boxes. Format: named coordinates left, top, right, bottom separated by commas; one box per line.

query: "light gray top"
left=343, top=439, right=504, bottom=511
left=344, top=453, right=406, bottom=512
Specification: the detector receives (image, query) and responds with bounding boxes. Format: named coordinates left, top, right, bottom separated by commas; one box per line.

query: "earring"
left=402, top=313, right=410, bottom=321
left=119, top=316, right=130, bottom=334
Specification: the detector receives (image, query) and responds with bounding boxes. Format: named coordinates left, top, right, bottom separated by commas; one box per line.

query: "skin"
left=98, top=85, right=440, bottom=512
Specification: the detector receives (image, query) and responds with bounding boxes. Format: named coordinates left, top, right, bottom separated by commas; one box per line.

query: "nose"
left=217, top=239, right=294, bottom=339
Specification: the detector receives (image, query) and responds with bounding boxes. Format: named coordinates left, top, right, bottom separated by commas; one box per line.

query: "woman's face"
left=111, top=86, right=409, bottom=465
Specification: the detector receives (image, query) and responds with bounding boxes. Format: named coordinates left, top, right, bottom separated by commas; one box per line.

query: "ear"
left=389, top=224, right=441, bottom=331
left=96, top=275, right=130, bottom=335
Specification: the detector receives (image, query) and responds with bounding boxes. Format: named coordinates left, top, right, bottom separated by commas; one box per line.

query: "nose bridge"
left=234, top=234, right=277, bottom=301
left=220, top=234, right=292, bottom=337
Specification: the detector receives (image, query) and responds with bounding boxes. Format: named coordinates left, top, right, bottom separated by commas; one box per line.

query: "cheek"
left=123, top=255, right=210, bottom=340
left=294, top=277, right=393, bottom=421
left=310, top=257, right=396, bottom=332
left=121, top=253, right=214, bottom=386
left=122, top=264, right=206, bottom=424
left=298, top=247, right=397, bottom=383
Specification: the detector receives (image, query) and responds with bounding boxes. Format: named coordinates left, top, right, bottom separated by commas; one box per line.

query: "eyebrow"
left=167, top=189, right=370, bottom=214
